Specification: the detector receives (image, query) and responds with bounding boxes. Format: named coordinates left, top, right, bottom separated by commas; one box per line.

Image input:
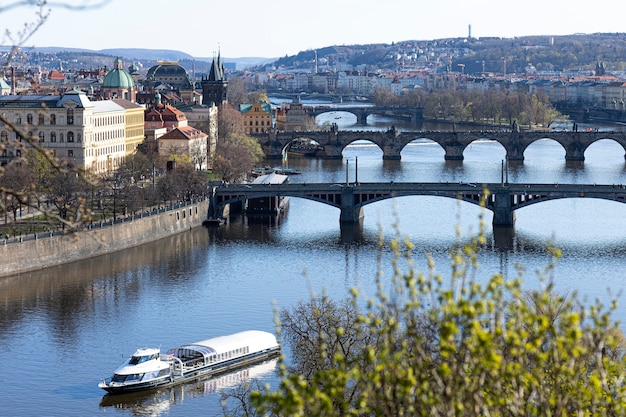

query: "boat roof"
left=251, top=173, right=288, bottom=185
left=176, top=330, right=278, bottom=356
left=132, top=347, right=160, bottom=356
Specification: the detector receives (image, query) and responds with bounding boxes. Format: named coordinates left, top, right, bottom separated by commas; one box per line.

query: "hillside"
left=7, top=33, right=626, bottom=76
left=270, top=33, right=626, bottom=75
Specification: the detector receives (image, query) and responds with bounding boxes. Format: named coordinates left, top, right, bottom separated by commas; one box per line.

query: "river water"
left=2, top=113, right=626, bottom=416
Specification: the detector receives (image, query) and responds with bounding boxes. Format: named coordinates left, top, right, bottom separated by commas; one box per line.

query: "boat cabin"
left=129, top=348, right=160, bottom=365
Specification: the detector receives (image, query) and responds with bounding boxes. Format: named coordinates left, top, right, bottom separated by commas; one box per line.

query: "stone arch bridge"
left=210, top=182, right=626, bottom=227
left=250, top=129, right=626, bottom=161
left=307, top=106, right=422, bottom=125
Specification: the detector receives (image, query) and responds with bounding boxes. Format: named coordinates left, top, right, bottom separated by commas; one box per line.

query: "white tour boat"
left=99, top=330, right=280, bottom=395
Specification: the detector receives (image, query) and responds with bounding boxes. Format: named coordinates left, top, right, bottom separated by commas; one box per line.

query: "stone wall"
left=0, top=199, right=209, bottom=277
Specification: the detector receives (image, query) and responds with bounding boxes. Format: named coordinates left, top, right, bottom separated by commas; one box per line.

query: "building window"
left=50, top=114, right=56, bottom=125
left=39, top=132, right=45, bottom=142
left=15, top=150, right=21, bottom=157
left=38, top=114, right=45, bottom=125
left=50, top=132, right=56, bottom=142
left=15, top=114, right=21, bottom=124
left=0, top=131, right=6, bottom=142
left=67, top=108, right=74, bottom=125
left=26, top=113, right=33, bottom=124
left=68, top=150, right=74, bottom=157
left=67, top=131, right=74, bottom=142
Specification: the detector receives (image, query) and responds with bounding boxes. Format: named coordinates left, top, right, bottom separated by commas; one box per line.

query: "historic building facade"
left=143, top=61, right=195, bottom=103
left=275, top=102, right=316, bottom=131
left=201, top=53, right=228, bottom=106
left=239, top=102, right=272, bottom=134
left=101, top=57, right=137, bottom=102
left=0, top=89, right=143, bottom=173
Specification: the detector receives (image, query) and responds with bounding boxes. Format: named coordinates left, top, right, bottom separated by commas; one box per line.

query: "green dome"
left=103, top=68, right=135, bottom=88
left=103, top=57, right=135, bottom=88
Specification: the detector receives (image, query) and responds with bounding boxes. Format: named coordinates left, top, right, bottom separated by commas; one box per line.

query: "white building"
left=0, top=89, right=142, bottom=173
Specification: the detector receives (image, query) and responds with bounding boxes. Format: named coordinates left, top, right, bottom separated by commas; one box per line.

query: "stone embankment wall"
left=0, top=199, right=209, bottom=278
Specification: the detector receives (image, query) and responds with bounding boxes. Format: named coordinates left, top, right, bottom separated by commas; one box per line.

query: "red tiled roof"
left=159, top=125, right=207, bottom=141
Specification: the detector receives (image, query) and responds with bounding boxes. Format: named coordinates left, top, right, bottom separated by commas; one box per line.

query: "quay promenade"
left=0, top=199, right=208, bottom=277
left=211, top=182, right=626, bottom=227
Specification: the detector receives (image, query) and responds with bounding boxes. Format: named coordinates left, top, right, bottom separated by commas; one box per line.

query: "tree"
left=0, top=0, right=111, bottom=232
left=212, top=133, right=263, bottom=183
left=0, top=161, right=33, bottom=221
left=250, top=219, right=626, bottom=416
left=218, top=104, right=246, bottom=141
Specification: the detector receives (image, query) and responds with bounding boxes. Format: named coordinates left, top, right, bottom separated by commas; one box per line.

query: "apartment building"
left=0, top=89, right=144, bottom=173
left=239, top=102, right=272, bottom=134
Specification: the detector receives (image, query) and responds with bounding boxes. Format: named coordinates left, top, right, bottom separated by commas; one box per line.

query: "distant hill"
left=3, top=46, right=274, bottom=70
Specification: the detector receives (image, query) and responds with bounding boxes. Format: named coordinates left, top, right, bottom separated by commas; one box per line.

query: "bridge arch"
left=399, top=138, right=445, bottom=159
left=342, top=138, right=384, bottom=156
left=583, top=138, right=626, bottom=160
left=314, top=110, right=358, bottom=126
left=521, top=138, right=566, bottom=162
left=461, top=138, right=507, bottom=161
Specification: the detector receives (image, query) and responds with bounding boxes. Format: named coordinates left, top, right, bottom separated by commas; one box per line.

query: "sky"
left=2, top=0, right=626, bottom=59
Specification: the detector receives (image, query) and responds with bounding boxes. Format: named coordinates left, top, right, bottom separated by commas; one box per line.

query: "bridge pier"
left=491, top=189, right=515, bottom=228
left=339, top=187, right=364, bottom=224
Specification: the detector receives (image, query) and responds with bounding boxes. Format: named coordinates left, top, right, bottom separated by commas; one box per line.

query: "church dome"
left=128, top=63, right=140, bottom=75
left=103, top=57, right=135, bottom=88
left=145, top=61, right=192, bottom=88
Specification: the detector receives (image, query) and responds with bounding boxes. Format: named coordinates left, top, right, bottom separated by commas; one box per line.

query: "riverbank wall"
left=0, top=199, right=209, bottom=278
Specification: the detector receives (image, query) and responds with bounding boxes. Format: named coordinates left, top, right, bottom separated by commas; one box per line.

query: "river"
left=1, top=113, right=626, bottom=416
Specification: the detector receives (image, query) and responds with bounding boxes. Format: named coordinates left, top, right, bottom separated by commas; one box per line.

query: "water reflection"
left=0, top=227, right=211, bottom=343
left=99, top=359, right=278, bottom=416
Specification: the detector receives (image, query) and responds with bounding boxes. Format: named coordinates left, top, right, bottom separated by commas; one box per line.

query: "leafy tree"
left=213, top=133, right=263, bottom=183
left=248, top=218, right=626, bottom=416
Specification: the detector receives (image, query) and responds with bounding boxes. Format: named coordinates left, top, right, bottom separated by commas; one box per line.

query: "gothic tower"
left=201, top=52, right=228, bottom=106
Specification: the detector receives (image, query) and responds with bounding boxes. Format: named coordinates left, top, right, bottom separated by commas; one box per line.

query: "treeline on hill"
left=272, top=33, right=626, bottom=75
left=457, top=33, right=626, bottom=74
left=372, top=88, right=563, bottom=128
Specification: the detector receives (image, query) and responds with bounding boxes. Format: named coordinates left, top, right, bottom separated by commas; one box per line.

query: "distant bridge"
left=210, top=182, right=626, bottom=227
left=250, top=129, right=626, bottom=161
left=306, top=105, right=422, bottom=125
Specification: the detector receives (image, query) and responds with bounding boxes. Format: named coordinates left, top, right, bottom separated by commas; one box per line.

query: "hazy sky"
left=3, top=0, right=625, bottom=58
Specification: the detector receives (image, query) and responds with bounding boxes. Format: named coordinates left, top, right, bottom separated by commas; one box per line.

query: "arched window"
left=26, top=113, right=33, bottom=124
left=0, top=131, right=7, bottom=141
left=67, top=131, right=74, bottom=142
left=50, top=132, right=56, bottom=142
left=15, top=114, right=21, bottom=124
left=38, top=114, right=44, bottom=125
left=50, top=114, right=56, bottom=125
left=67, top=108, right=74, bottom=125
left=39, top=132, right=45, bottom=142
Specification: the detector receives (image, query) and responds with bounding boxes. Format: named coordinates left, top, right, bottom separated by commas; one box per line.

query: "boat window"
left=129, top=355, right=151, bottom=365
left=144, top=370, right=161, bottom=380
left=112, top=373, right=144, bottom=383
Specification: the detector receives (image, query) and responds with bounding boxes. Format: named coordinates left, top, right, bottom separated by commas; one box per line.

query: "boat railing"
left=168, top=355, right=185, bottom=377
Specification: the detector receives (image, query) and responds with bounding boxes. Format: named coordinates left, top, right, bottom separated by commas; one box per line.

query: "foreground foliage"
left=245, top=221, right=626, bottom=416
